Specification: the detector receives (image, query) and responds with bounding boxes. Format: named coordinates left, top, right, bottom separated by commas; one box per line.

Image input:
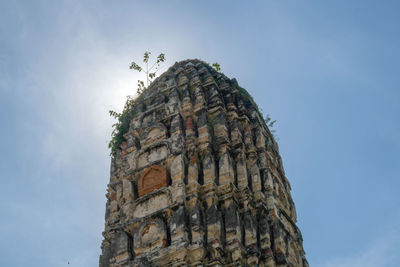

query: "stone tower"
left=100, top=59, right=308, bottom=267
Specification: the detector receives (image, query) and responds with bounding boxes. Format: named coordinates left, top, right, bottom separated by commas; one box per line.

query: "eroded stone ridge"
left=100, top=59, right=308, bottom=267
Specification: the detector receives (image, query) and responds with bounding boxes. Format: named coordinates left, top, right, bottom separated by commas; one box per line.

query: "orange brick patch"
left=138, top=165, right=168, bottom=197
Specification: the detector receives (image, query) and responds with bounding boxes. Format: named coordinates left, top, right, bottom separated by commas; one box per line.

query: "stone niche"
left=141, top=123, right=167, bottom=147
left=137, top=144, right=169, bottom=169
left=134, top=218, right=168, bottom=256
left=138, top=165, right=169, bottom=197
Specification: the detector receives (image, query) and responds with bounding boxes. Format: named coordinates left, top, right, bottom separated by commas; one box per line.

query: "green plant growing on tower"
left=212, top=62, right=221, bottom=72
left=130, top=52, right=166, bottom=94
left=108, top=52, right=166, bottom=156
left=264, top=113, right=278, bottom=138
left=264, top=114, right=276, bottom=128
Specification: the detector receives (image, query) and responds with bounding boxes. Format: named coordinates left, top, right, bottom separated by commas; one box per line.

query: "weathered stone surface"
left=100, top=59, right=308, bottom=267
left=170, top=154, right=185, bottom=184
left=133, top=192, right=170, bottom=218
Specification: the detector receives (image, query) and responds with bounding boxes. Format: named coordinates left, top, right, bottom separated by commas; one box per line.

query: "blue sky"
left=1, top=1, right=399, bottom=266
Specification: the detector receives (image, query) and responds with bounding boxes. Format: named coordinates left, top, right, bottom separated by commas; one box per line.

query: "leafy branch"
left=212, top=62, right=221, bottom=72
left=129, top=52, right=166, bottom=94
left=108, top=52, right=166, bottom=156
left=264, top=113, right=278, bottom=138
left=264, top=114, right=276, bottom=128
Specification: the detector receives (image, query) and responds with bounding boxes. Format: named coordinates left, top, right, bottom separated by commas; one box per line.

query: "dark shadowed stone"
left=206, top=204, right=219, bottom=225
left=259, top=212, right=270, bottom=235
left=190, top=203, right=202, bottom=227
left=137, top=258, right=153, bottom=267
left=99, top=244, right=111, bottom=267
left=197, top=112, right=208, bottom=127
left=225, top=202, right=238, bottom=229
left=171, top=206, right=186, bottom=229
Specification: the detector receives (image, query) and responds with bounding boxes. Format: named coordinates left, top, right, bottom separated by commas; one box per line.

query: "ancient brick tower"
left=100, top=59, right=308, bottom=267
